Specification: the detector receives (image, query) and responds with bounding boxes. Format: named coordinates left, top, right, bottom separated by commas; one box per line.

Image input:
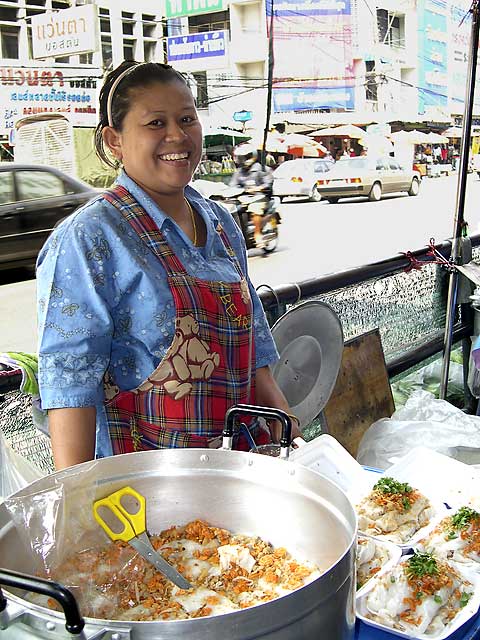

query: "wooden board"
left=322, top=328, right=395, bottom=458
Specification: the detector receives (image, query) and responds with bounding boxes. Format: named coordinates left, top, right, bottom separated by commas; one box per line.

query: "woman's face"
left=108, top=80, right=203, bottom=199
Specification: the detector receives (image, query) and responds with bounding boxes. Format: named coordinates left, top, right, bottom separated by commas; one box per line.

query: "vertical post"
left=440, top=0, right=480, bottom=399
left=261, top=0, right=275, bottom=170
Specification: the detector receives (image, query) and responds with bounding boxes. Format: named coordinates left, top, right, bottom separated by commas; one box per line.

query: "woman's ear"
left=102, top=126, right=123, bottom=162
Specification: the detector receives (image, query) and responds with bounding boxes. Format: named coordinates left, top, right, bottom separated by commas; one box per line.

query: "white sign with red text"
left=0, top=66, right=100, bottom=136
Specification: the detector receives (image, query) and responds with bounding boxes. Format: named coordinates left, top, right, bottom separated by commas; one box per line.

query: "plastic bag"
left=357, top=389, right=480, bottom=470
left=3, top=461, right=136, bottom=617
left=0, top=431, right=45, bottom=500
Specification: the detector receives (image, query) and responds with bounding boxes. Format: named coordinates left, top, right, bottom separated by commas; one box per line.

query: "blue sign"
left=267, top=0, right=351, bottom=17
left=167, top=30, right=227, bottom=62
left=273, top=86, right=355, bottom=112
left=417, top=0, right=448, bottom=113
left=233, top=110, right=252, bottom=122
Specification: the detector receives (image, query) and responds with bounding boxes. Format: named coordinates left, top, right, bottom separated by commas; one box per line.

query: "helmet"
left=234, top=143, right=258, bottom=168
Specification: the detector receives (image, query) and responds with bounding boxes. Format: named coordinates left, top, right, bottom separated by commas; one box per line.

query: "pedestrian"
left=36, top=60, right=300, bottom=470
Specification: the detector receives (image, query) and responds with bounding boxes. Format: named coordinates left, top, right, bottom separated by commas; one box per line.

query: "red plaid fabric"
left=103, top=186, right=270, bottom=453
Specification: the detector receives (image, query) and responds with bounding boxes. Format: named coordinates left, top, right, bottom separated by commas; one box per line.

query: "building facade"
left=1, top=0, right=479, bottom=147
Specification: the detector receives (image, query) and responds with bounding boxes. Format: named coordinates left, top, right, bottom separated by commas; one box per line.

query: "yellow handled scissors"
left=93, top=486, right=192, bottom=590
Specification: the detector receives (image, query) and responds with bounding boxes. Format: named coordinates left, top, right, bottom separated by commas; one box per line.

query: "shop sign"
left=233, top=110, right=252, bottom=122
left=31, top=5, right=99, bottom=60
left=0, top=66, right=99, bottom=136
left=167, top=31, right=228, bottom=72
left=272, top=87, right=355, bottom=112
left=166, top=0, right=225, bottom=19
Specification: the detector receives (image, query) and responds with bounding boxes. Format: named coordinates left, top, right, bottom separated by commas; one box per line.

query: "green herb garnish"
left=460, top=592, right=472, bottom=607
left=406, top=552, right=439, bottom=579
left=434, top=595, right=442, bottom=604
left=390, top=575, right=396, bottom=583
left=446, top=531, right=458, bottom=540
left=450, top=507, right=479, bottom=531
left=374, top=477, right=413, bottom=496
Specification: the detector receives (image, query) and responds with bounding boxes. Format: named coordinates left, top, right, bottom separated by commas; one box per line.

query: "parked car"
left=316, top=156, right=421, bottom=203
left=0, top=163, right=97, bottom=270
left=273, top=158, right=335, bottom=202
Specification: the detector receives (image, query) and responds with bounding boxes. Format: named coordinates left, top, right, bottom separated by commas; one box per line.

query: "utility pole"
left=261, top=0, right=275, bottom=170
left=439, top=0, right=480, bottom=399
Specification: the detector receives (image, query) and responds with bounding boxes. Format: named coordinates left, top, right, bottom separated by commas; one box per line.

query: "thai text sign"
left=32, top=5, right=99, bottom=60
left=166, top=0, right=225, bottom=19
left=0, top=66, right=99, bottom=135
left=167, top=31, right=228, bottom=72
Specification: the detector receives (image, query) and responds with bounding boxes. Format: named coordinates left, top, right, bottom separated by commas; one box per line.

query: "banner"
left=269, top=0, right=354, bottom=112
left=166, top=0, right=225, bottom=19
left=167, top=30, right=228, bottom=72
left=0, top=67, right=99, bottom=136
left=417, top=0, right=448, bottom=116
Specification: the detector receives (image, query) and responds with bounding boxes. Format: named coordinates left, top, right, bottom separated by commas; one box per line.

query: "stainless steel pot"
left=0, top=447, right=357, bottom=640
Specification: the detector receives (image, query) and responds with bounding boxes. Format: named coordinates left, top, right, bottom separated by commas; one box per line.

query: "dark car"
left=0, top=163, right=98, bottom=270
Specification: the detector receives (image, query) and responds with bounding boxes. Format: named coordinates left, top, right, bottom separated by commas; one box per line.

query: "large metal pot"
left=0, top=447, right=357, bottom=640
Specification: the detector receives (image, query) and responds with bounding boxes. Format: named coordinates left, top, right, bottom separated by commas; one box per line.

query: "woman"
left=37, top=61, right=299, bottom=470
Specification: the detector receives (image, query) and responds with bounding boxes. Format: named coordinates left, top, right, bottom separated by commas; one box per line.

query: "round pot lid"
left=271, top=300, right=344, bottom=429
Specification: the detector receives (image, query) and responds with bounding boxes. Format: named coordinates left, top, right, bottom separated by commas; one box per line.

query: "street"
left=1, top=173, right=480, bottom=353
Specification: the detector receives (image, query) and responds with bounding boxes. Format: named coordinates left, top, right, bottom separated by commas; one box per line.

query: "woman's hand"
left=48, top=407, right=97, bottom=470
left=254, top=366, right=302, bottom=442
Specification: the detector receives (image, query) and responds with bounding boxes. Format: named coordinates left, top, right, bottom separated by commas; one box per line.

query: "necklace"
left=185, top=197, right=197, bottom=247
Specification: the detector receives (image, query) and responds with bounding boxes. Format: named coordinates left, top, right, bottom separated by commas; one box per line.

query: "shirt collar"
left=116, top=171, right=221, bottom=229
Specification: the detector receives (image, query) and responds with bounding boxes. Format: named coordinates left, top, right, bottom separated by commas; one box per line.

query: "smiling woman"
left=36, top=60, right=300, bottom=471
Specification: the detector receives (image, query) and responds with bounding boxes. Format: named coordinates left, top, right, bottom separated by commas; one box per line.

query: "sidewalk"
left=0, top=278, right=37, bottom=353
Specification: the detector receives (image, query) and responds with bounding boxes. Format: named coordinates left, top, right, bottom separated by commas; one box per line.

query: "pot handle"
left=223, top=404, right=292, bottom=459
left=0, top=568, right=85, bottom=635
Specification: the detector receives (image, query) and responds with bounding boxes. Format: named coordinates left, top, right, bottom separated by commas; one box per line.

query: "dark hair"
left=95, top=60, right=190, bottom=168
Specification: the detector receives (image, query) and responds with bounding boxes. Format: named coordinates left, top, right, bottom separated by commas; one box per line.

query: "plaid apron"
left=102, top=186, right=271, bottom=454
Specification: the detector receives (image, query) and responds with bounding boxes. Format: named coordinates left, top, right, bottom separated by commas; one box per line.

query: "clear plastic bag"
left=357, top=389, right=480, bottom=470
left=0, top=431, right=45, bottom=500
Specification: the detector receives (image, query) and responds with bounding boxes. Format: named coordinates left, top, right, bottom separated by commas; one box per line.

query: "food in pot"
left=356, top=477, right=434, bottom=544
left=41, top=520, right=320, bottom=621
left=416, top=506, right=480, bottom=569
left=363, top=551, right=473, bottom=636
left=356, top=536, right=395, bottom=590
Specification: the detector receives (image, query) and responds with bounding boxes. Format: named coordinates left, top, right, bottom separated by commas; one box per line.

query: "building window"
left=79, top=52, right=93, bottom=64
left=365, top=60, right=377, bottom=102
left=122, top=12, right=135, bottom=36
left=142, top=14, right=156, bottom=38
left=377, top=9, right=404, bottom=48
left=102, top=37, right=113, bottom=69
left=193, top=71, right=208, bottom=109
left=0, top=25, right=19, bottom=59
left=124, top=41, right=135, bottom=60
left=144, top=40, right=156, bottom=62
left=188, top=11, right=230, bottom=33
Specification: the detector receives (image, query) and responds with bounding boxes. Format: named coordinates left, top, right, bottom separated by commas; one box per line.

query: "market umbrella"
left=203, top=127, right=251, bottom=147
left=308, top=124, right=366, bottom=139
left=424, top=132, right=449, bottom=144
left=282, top=133, right=327, bottom=157
left=442, top=126, right=465, bottom=138
left=407, top=130, right=431, bottom=144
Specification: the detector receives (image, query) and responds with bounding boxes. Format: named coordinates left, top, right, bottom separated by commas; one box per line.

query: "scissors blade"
left=129, top=536, right=193, bottom=590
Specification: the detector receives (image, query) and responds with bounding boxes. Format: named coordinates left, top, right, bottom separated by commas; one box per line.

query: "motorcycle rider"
left=230, top=143, right=275, bottom=249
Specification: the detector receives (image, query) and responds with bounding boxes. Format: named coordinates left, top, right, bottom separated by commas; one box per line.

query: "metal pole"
left=261, top=0, right=275, bottom=170
left=439, top=0, right=480, bottom=399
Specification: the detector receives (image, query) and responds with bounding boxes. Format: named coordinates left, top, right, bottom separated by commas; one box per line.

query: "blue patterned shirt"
left=37, top=171, right=279, bottom=457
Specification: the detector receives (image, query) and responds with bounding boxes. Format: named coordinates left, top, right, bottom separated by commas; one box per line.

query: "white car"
left=273, top=158, right=334, bottom=202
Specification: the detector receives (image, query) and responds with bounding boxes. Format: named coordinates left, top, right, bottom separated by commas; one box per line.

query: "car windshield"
left=334, top=157, right=373, bottom=171
left=273, top=161, right=309, bottom=177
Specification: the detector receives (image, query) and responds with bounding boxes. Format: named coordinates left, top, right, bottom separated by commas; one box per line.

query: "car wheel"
left=309, top=185, right=322, bottom=202
left=408, top=178, right=420, bottom=196
left=368, top=182, right=382, bottom=202
left=327, top=197, right=339, bottom=204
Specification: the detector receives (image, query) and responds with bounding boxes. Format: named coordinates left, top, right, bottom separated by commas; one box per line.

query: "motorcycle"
left=193, top=182, right=280, bottom=254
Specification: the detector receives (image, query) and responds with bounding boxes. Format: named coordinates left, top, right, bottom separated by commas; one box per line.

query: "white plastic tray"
left=356, top=557, right=480, bottom=640
left=356, top=533, right=402, bottom=599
